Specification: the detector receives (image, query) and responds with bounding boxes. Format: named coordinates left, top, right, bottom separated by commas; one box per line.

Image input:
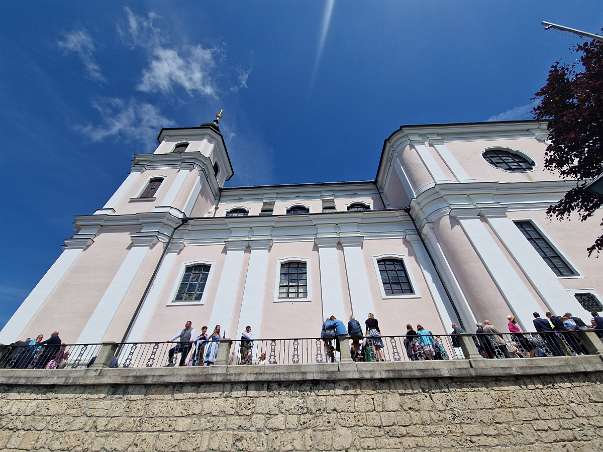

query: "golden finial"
left=215, top=108, right=223, bottom=124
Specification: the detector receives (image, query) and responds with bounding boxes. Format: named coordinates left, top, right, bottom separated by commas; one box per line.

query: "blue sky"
left=0, top=1, right=601, bottom=330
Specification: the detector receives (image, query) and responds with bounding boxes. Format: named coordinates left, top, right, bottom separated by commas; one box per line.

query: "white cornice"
left=220, top=182, right=379, bottom=201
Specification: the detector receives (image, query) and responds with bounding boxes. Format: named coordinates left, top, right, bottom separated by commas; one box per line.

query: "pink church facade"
left=1, top=119, right=602, bottom=345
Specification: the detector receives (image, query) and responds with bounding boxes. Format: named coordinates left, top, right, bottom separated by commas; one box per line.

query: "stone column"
left=340, top=236, right=375, bottom=324
left=207, top=241, right=249, bottom=339
left=90, top=342, right=118, bottom=369
left=235, top=239, right=272, bottom=338
left=315, top=237, right=347, bottom=322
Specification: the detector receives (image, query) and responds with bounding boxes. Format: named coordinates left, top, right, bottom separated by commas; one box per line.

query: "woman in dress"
left=404, top=324, right=419, bottom=360
left=365, top=313, right=385, bottom=362
left=203, top=325, right=221, bottom=366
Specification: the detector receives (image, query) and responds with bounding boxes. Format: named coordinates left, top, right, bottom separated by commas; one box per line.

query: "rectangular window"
left=514, top=221, right=577, bottom=277
left=260, top=201, right=275, bottom=216
left=322, top=198, right=336, bottom=212
left=378, top=258, right=414, bottom=295
left=175, top=264, right=211, bottom=302
left=139, top=177, right=163, bottom=199
left=278, top=261, right=308, bottom=299
left=575, top=293, right=603, bottom=313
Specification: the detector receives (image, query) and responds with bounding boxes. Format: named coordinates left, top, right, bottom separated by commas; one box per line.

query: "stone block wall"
left=0, top=369, right=602, bottom=451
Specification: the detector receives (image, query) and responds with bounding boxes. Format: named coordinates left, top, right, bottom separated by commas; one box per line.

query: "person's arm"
left=169, top=331, right=180, bottom=342
left=375, top=319, right=380, bottom=333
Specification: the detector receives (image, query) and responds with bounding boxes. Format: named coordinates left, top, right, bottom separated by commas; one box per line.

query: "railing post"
left=578, top=330, right=603, bottom=355
left=216, top=340, right=232, bottom=365
left=338, top=336, right=353, bottom=363
left=90, top=342, right=118, bottom=369
left=459, top=334, right=483, bottom=360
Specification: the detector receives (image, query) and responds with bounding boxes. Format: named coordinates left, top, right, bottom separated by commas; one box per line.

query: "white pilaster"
left=486, top=216, right=579, bottom=316
left=207, top=241, right=248, bottom=338
left=421, top=223, right=477, bottom=328
left=340, top=237, right=375, bottom=324
left=77, top=245, right=150, bottom=343
left=183, top=175, right=202, bottom=216
left=457, top=215, right=542, bottom=329
left=413, top=143, right=451, bottom=183
left=0, top=248, right=82, bottom=344
left=432, top=143, right=474, bottom=183
left=316, top=238, right=347, bottom=322
left=393, top=156, right=416, bottom=199
left=96, top=171, right=141, bottom=214
left=407, top=234, right=456, bottom=330
left=235, top=240, right=272, bottom=338
left=126, top=250, right=179, bottom=342
left=155, top=169, right=190, bottom=211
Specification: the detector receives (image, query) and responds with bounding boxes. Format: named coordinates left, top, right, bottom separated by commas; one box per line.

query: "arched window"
left=173, top=142, right=189, bottom=153
left=226, top=208, right=249, bottom=217
left=377, top=258, right=414, bottom=295
left=347, top=202, right=370, bottom=212
left=139, top=177, right=163, bottom=199
left=483, top=149, right=534, bottom=172
left=286, top=205, right=309, bottom=215
left=278, top=261, right=308, bottom=299
left=175, top=264, right=211, bottom=302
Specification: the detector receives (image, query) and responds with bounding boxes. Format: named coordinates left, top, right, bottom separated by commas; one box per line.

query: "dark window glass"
left=515, top=221, right=577, bottom=277
left=575, top=293, right=603, bottom=313
left=213, top=162, right=220, bottom=177
left=260, top=201, right=275, bottom=216
left=322, top=198, right=336, bottom=212
left=347, top=202, right=370, bottom=212
left=278, top=261, right=308, bottom=299
left=286, top=205, right=309, bottom=215
left=139, top=177, right=163, bottom=199
left=226, top=208, right=249, bottom=217
left=174, top=143, right=188, bottom=153
left=483, top=149, right=534, bottom=172
left=377, top=258, right=413, bottom=295
left=175, top=264, right=211, bottom=302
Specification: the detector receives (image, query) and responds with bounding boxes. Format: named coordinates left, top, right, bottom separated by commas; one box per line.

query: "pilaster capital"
left=314, top=236, right=340, bottom=248
left=478, top=207, right=508, bottom=219
left=248, top=239, right=272, bottom=251
left=449, top=208, right=480, bottom=220
left=224, top=240, right=248, bottom=252
left=339, top=235, right=364, bottom=248
left=129, top=234, right=160, bottom=248
left=166, top=240, right=185, bottom=254
left=405, top=233, right=422, bottom=243
left=64, top=237, right=95, bottom=250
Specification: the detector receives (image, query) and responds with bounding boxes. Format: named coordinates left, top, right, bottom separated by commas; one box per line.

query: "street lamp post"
left=542, top=21, right=603, bottom=42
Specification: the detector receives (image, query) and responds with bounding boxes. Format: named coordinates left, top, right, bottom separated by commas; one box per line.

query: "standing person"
left=404, top=324, right=419, bottom=360
left=365, top=313, right=385, bottom=361
left=483, top=320, right=511, bottom=358
left=562, top=313, right=585, bottom=355
left=533, top=313, right=563, bottom=356
left=204, top=325, right=221, bottom=366
left=475, top=323, right=494, bottom=359
left=167, top=321, right=196, bottom=367
left=348, top=316, right=364, bottom=361
left=330, top=316, right=347, bottom=360
left=240, top=326, right=254, bottom=365
left=321, top=317, right=337, bottom=363
left=416, top=325, right=435, bottom=360
left=506, top=315, right=532, bottom=357
left=37, top=331, right=62, bottom=369
left=193, top=326, right=209, bottom=366
left=591, top=312, right=603, bottom=338
left=570, top=313, right=587, bottom=329
left=449, top=323, right=465, bottom=359
left=546, top=312, right=566, bottom=331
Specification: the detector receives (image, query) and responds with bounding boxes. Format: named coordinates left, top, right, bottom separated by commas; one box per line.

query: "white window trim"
left=273, top=257, right=312, bottom=303
left=345, top=201, right=372, bottom=212
left=166, top=259, right=216, bottom=306
left=515, top=218, right=582, bottom=279
left=371, top=254, right=421, bottom=300
left=132, top=174, right=167, bottom=200
left=565, top=288, right=603, bottom=313
left=482, top=146, right=537, bottom=173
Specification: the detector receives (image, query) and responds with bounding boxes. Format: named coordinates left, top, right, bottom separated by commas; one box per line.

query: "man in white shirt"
left=168, top=321, right=196, bottom=367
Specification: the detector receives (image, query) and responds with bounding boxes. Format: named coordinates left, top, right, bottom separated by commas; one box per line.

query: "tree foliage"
left=533, top=38, right=603, bottom=255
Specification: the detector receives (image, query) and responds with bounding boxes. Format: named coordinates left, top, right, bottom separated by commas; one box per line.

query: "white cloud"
left=310, top=0, right=335, bottom=91
left=57, top=30, right=105, bottom=82
left=77, top=98, right=174, bottom=146
left=118, top=7, right=162, bottom=49
left=230, top=67, right=251, bottom=92
left=138, top=46, right=218, bottom=97
left=487, top=101, right=536, bottom=122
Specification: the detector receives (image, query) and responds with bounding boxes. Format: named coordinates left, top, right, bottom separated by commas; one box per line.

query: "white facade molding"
left=340, top=237, right=375, bottom=323
left=77, top=245, right=150, bottom=344
left=393, top=156, right=416, bottom=199
left=0, top=248, right=82, bottom=344
left=412, top=142, right=451, bottom=183
left=207, top=246, right=248, bottom=338
left=97, top=171, right=141, bottom=214
left=154, top=168, right=191, bottom=212
left=486, top=216, right=581, bottom=316
left=273, top=256, right=312, bottom=303
left=183, top=175, right=203, bottom=216
left=457, top=216, right=542, bottom=329
left=315, top=239, right=347, bottom=321
left=236, top=241, right=272, bottom=337
left=431, top=143, right=474, bottom=183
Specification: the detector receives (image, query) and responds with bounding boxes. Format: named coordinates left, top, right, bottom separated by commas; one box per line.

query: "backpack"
left=321, top=323, right=336, bottom=339
left=348, top=319, right=363, bottom=337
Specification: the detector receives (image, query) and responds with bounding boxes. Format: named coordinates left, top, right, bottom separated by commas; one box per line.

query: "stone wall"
left=0, top=360, right=602, bottom=451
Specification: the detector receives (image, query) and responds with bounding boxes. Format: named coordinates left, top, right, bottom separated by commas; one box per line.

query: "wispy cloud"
left=77, top=98, right=174, bottom=146
left=230, top=67, right=251, bottom=92
left=57, top=30, right=105, bottom=82
left=487, top=101, right=536, bottom=121
left=310, top=0, right=335, bottom=91
left=118, top=7, right=162, bottom=49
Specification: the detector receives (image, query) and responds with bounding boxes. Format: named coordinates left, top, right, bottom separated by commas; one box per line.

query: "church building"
left=1, top=116, right=601, bottom=345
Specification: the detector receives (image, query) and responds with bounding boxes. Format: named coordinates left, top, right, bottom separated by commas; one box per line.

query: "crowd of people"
left=1, top=331, right=64, bottom=369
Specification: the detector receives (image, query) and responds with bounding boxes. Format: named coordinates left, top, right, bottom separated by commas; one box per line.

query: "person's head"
left=562, top=313, right=571, bottom=320
left=35, top=334, right=43, bottom=342
left=451, top=322, right=459, bottom=329
left=185, top=320, right=192, bottom=329
left=213, top=325, right=221, bottom=335
left=545, top=311, right=552, bottom=318
left=484, top=320, right=492, bottom=326
left=406, top=324, right=413, bottom=330
left=476, top=322, right=483, bottom=329
left=201, top=325, right=208, bottom=333
left=533, top=312, right=541, bottom=318
left=246, top=325, right=251, bottom=332
left=506, top=315, right=514, bottom=322
left=566, top=313, right=573, bottom=318
left=349, top=315, right=355, bottom=321
left=416, top=324, right=423, bottom=331
left=368, top=313, right=374, bottom=319
left=51, top=331, right=59, bottom=337
left=329, top=315, right=336, bottom=320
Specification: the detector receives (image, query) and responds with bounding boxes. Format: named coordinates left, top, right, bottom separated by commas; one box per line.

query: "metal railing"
left=474, top=331, right=591, bottom=359
left=0, top=343, right=101, bottom=369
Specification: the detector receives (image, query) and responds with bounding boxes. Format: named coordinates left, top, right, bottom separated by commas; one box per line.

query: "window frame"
left=273, top=257, right=312, bottom=303
left=346, top=202, right=371, bottom=212
left=286, top=204, right=310, bottom=215
left=482, top=147, right=536, bottom=173
left=225, top=207, right=250, bottom=217
left=136, top=176, right=165, bottom=200
left=565, top=289, right=603, bottom=318
left=371, top=254, right=420, bottom=299
left=173, top=142, right=189, bottom=153
left=513, top=219, right=581, bottom=278
left=167, top=260, right=216, bottom=306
